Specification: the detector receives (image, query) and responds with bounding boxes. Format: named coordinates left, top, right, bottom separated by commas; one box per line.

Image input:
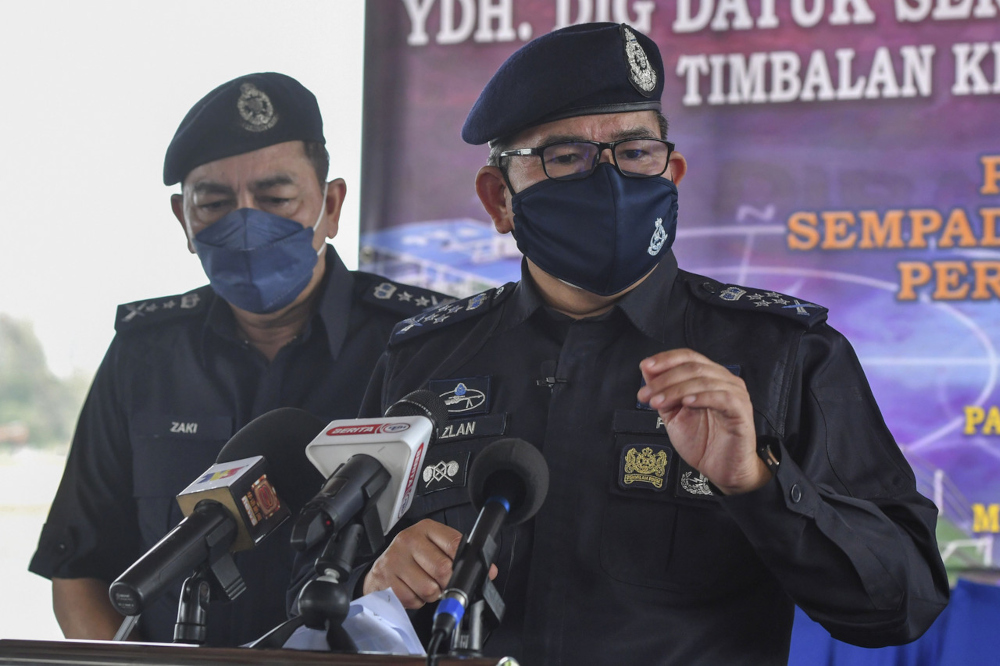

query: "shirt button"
left=55, top=542, right=68, bottom=554
left=701, top=281, right=717, bottom=294
left=790, top=484, right=802, bottom=503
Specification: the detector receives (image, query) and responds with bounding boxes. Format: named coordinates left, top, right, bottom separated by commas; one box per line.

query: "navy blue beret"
left=462, top=23, right=664, bottom=145
left=163, top=72, right=325, bottom=186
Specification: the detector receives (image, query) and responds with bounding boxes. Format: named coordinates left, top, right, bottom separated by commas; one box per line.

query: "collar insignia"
left=237, top=82, right=278, bottom=133
left=622, top=25, right=656, bottom=96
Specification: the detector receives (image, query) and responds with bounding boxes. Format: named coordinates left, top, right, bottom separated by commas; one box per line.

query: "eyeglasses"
left=499, top=138, right=674, bottom=181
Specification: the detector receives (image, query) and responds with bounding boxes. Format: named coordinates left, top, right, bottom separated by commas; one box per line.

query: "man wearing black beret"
left=353, top=24, right=949, bottom=664
left=29, top=72, right=449, bottom=646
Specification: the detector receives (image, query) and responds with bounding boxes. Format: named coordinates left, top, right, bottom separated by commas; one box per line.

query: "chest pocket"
left=129, top=413, right=233, bottom=551
left=403, top=413, right=509, bottom=536
left=600, top=410, right=765, bottom=600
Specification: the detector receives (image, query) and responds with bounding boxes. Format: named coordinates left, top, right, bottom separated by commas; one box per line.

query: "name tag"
left=437, top=413, right=507, bottom=442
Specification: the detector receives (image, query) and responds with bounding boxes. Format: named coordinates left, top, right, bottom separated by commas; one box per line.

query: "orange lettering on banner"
left=972, top=262, right=1000, bottom=299
left=966, top=406, right=985, bottom=434
left=897, top=262, right=933, bottom=300
left=859, top=210, right=905, bottom=249
left=909, top=209, right=943, bottom=248
left=939, top=209, right=978, bottom=247
left=932, top=261, right=970, bottom=300
left=983, top=209, right=1000, bottom=246
left=787, top=212, right=820, bottom=250
left=982, top=156, right=1000, bottom=195
left=973, top=504, right=1000, bottom=533
left=821, top=211, right=857, bottom=249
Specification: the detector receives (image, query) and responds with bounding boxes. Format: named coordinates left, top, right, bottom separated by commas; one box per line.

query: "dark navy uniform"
left=29, top=248, right=451, bottom=646
left=360, top=253, right=948, bottom=665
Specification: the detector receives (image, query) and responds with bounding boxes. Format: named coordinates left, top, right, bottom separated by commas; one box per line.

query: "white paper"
left=282, top=588, right=425, bottom=656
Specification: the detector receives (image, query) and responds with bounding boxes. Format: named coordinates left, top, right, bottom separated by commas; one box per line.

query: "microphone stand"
left=294, top=499, right=385, bottom=652
left=446, top=579, right=505, bottom=658
left=173, top=570, right=211, bottom=644
left=172, top=551, right=246, bottom=645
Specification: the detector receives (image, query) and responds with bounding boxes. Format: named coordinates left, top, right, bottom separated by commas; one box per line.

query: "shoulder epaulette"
left=114, top=285, right=213, bottom=332
left=389, top=283, right=515, bottom=345
left=357, top=274, right=456, bottom=318
left=686, top=275, right=828, bottom=328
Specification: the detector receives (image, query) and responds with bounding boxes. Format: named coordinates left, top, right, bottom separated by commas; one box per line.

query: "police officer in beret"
left=348, top=24, right=948, bottom=664
left=29, top=72, right=449, bottom=646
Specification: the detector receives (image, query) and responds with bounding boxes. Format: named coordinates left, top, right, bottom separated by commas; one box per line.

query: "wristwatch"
left=757, top=436, right=781, bottom=474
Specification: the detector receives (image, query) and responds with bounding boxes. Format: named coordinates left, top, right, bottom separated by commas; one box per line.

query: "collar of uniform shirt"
left=615, top=249, right=678, bottom=344
left=497, top=252, right=678, bottom=343
left=315, top=246, right=355, bottom=361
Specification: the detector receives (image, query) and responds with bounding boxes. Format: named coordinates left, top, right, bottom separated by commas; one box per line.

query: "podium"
left=0, top=639, right=512, bottom=666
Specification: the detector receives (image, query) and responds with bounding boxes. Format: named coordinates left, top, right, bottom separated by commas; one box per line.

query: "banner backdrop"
left=359, top=0, right=1000, bottom=582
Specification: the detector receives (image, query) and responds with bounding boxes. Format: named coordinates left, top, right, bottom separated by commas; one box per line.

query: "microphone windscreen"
left=385, top=389, right=449, bottom=429
left=216, top=407, right=327, bottom=513
left=468, top=438, right=549, bottom=525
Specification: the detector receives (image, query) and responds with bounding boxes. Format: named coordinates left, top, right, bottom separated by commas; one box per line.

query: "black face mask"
left=510, top=164, right=679, bottom=296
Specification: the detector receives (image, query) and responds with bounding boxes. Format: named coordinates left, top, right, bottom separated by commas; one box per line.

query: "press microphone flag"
left=291, top=390, right=448, bottom=551
left=109, top=408, right=326, bottom=616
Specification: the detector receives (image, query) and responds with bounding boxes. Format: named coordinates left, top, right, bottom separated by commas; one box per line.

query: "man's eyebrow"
left=535, top=127, right=660, bottom=146
left=250, top=174, right=296, bottom=190
left=191, top=182, right=234, bottom=197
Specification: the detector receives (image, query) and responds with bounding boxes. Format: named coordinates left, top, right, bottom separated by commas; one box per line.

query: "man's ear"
left=475, top=166, right=514, bottom=234
left=320, top=178, right=347, bottom=239
left=170, top=193, right=196, bottom=254
left=668, top=151, right=687, bottom=186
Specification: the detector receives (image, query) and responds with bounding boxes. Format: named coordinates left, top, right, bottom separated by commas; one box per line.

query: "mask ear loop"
left=312, top=183, right=330, bottom=256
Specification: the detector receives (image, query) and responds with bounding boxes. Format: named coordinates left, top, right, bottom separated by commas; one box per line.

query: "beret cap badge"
left=237, top=82, right=278, bottom=132
left=622, top=25, right=656, bottom=96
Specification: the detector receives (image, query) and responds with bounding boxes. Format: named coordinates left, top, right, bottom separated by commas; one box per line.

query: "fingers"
left=363, top=519, right=464, bottom=609
left=637, top=349, right=747, bottom=413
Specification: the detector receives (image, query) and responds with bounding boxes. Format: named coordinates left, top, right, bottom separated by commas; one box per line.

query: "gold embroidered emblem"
left=623, top=446, right=668, bottom=488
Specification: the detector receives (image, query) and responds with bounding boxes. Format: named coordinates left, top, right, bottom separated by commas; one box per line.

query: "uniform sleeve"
left=29, top=336, right=140, bottom=583
left=720, top=324, right=949, bottom=647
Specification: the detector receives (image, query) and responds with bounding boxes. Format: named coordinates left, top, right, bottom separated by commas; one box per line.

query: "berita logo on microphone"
left=326, top=422, right=412, bottom=436
left=398, top=443, right=425, bottom=519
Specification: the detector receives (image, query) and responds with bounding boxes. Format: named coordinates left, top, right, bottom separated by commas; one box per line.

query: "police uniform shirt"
left=360, top=252, right=948, bottom=666
left=29, top=247, right=451, bottom=647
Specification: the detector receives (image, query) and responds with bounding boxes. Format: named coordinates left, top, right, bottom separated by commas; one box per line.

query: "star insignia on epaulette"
left=688, top=277, right=828, bottom=328
left=362, top=278, right=454, bottom=317
left=389, top=284, right=514, bottom=345
left=115, top=288, right=208, bottom=332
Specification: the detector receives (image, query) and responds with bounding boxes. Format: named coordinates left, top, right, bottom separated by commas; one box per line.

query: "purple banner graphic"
left=360, top=0, right=1000, bottom=579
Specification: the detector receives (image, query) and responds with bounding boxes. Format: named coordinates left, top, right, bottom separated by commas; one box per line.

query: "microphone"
left=108, top=408, right=326, bottom=617
left=290, top=390, right=449, bottom=552
left=431, top=438, right=549, bottom=641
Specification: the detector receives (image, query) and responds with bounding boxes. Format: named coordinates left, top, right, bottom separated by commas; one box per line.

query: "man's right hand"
left=363, top=518, right=497, bottom=609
